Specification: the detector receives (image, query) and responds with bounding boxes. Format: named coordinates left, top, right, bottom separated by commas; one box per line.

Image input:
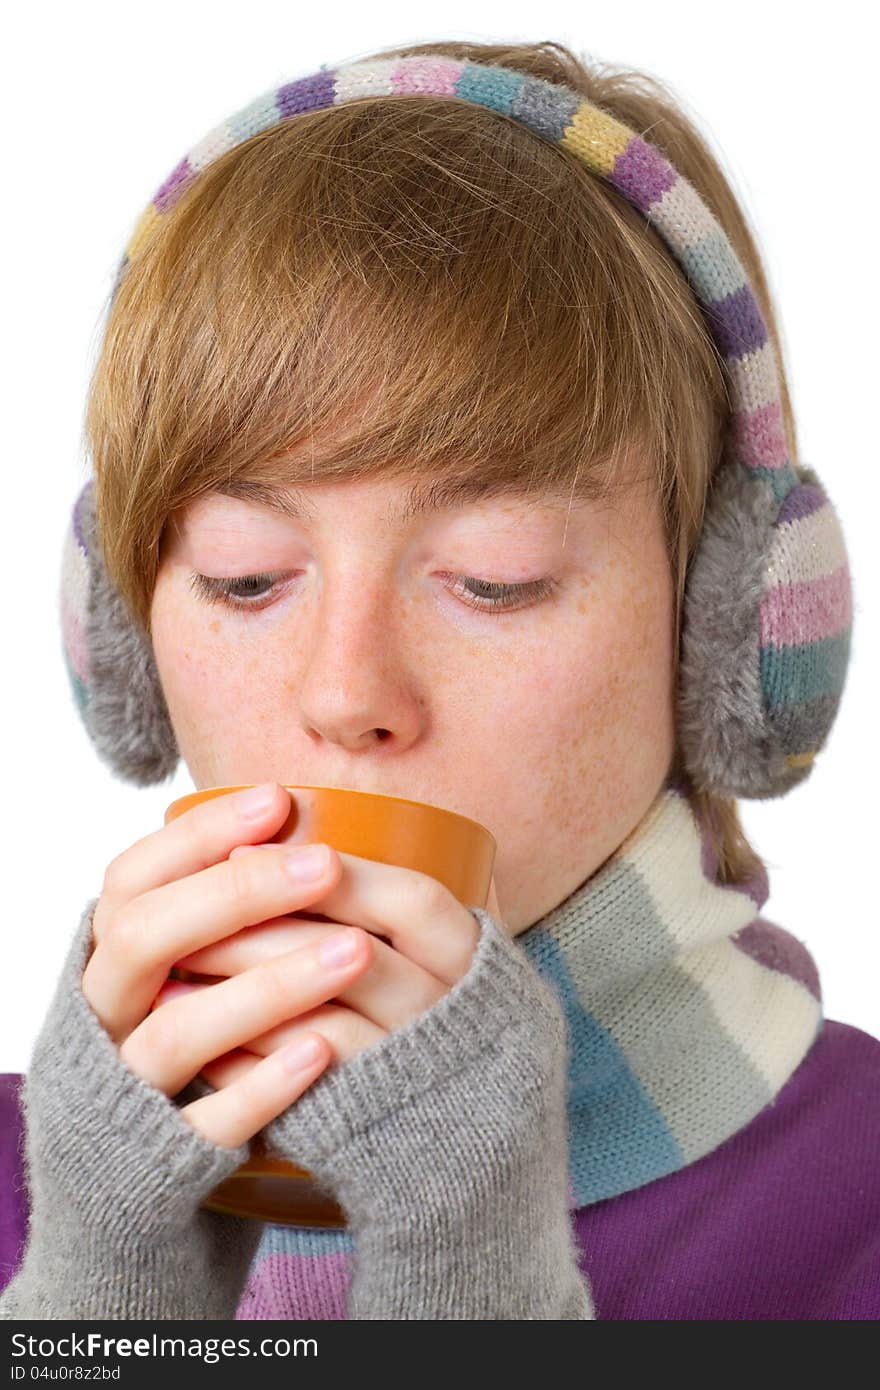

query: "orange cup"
left=162, top=784, right=496, bottom=1228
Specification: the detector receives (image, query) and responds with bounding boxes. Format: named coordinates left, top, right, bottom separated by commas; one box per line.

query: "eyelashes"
left=444, top=574, right=558, bottom=613
left=188, top=570, right=558, bottom=616
left=189, top=572, right=280, bottom=607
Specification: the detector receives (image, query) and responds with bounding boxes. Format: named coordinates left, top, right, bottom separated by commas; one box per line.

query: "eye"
left=188, top=572, right=287, bottom=610
left=440, top=573, right=558, bottom=613
left=188, top=571, right=558, bottom=614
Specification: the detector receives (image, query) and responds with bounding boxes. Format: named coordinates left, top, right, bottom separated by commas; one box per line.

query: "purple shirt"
left=3, top=1018, right=878, bottom=1319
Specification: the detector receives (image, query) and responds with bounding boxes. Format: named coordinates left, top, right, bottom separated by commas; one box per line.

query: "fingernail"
left=279, top=1034, right=323, bottom=1074
left=318, top=930, right=359, bottom=968
left=284, top=844, right=330, bottom=881
left=237, top=783, right=277, bottom=819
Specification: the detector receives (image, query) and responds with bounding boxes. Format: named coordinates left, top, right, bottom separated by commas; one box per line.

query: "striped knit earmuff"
left=58, top=55, right=854, bottom=800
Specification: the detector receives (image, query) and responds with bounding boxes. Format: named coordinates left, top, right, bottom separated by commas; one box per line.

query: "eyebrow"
left=216, top=475, right=580, bottom=526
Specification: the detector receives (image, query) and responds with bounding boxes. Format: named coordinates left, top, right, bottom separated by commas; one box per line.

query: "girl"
left=2, top=39, right=876, bottom=1320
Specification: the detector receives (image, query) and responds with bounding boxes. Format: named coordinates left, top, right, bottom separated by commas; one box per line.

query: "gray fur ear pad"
left=60, top=480, right=178, bottom=787
left=59, top=460, right=853, bottom=800
left=676, top=459, right=852, bottom=800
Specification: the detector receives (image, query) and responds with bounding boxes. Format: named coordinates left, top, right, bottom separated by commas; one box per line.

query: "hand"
left=81, top=783, right=388, bottom=1150
left=156, top=829, right=495, bottom=1094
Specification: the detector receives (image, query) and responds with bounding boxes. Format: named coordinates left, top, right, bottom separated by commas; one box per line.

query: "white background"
left=3, top=0, right=877, bottom=1070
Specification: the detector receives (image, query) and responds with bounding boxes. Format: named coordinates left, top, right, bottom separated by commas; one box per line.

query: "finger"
left=151, top=977, right=201, bottom=1008
left=174, top=914, right=332, bottom=976
left=84, top=839, right=343, bottom=1044
left=198, top=1001, right=387, bottom=1087
left=122, top=925, right=373, bottom=1097
left=197, top=1049, right=263, bottom=1090
left=93, top=783, right=296, bottom=941
left=179, top=1031, right=332, bottom=1149
left=166, top=921, right=448, bottom=1034
left=268, top=848, right=483, bottom=986
left=213, top=845, right=487, bottom=987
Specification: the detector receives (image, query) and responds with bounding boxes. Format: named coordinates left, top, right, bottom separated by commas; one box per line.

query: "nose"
left=294, top=569, right=425, bottom=753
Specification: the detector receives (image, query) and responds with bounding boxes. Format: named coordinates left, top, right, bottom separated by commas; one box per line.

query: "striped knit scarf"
left=233, top=771, right=822, bottom=1319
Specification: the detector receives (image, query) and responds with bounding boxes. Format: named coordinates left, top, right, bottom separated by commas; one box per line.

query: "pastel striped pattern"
left=518, top=782, right=821, bottom=1202
left=759, top=485, right=853, bottom=732
left=234, top=1226, right=354, bottom=1321
left=234, top=780, right=822, bottom=1320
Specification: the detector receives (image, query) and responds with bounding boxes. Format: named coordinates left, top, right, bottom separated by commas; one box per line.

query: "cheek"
left=462, top=568, right=675, bottom=844
left=150, top=586, right=256, bottom=745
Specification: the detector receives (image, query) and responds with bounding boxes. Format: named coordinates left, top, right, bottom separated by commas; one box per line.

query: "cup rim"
left=165, top=782, right=496, bottom=846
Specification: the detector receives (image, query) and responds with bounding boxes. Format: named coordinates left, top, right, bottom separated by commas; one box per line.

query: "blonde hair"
left=85, top=38, right=786, bottom=888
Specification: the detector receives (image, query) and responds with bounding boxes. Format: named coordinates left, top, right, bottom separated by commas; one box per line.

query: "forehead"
left=184, top=473, right=593, bottom=529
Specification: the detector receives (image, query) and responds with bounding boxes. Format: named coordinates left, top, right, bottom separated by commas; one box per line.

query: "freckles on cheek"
left=156, top=609, right=246, bottom=722
left=486, top=574, right=649, bottom=820
left=462, top=638, right=586, bottom=796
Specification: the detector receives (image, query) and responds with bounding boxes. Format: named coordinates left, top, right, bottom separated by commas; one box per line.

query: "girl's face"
left=150, top=470, right=677, bottom=934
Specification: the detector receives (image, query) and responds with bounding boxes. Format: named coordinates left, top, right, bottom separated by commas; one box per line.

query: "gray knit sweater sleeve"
left=0, top=899, right=264, bottom=1320
left=260, top=906, right=595, bottom=1319
left=2, top=900, right=594, bottom=1321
